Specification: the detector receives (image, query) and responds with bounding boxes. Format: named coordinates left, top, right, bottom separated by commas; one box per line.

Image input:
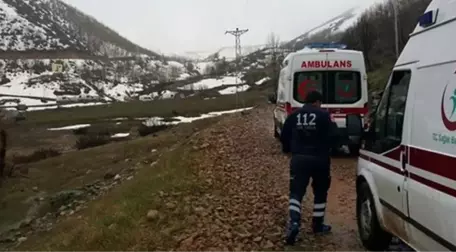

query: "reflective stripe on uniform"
left=290, top=199, right=300, bottom=206
left=314, top=203, right=326, bottom=209
left=313, top=211, right=325, bottom=217
left=313, top=202, right=326, bottom=217
left=289, top=205, right=301, bottom=213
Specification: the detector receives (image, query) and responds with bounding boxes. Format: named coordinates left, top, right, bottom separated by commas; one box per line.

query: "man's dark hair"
left=305, top=91, right=323, bottom=104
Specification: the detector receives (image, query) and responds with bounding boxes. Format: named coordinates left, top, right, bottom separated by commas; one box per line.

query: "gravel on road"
left=176, top=106, right=365, bottom=251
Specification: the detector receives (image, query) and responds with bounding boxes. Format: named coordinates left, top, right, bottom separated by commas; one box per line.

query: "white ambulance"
left=271, top=43, right=369, bottom=155
left=355, top=1, right=456, bottom=251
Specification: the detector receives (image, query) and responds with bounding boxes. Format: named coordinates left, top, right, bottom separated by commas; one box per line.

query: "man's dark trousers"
left=289, top=154, right=331, bottom=230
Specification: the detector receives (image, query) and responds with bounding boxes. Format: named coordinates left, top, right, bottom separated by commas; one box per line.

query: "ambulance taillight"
left=285, top=102, right=293, bottom=115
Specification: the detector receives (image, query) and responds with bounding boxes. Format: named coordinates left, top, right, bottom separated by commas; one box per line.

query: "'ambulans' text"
left=301, top=60, right=353, bottom=69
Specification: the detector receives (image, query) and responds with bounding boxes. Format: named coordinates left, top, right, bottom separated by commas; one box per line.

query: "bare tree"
left=186, top=62, right=195, bottom=72
left=266, top=32, right=280, bottom=54
left=0, top=129, right=6, bottom=179
left=266, top=32, right=281, bottom=82
left=169, top=66, right=181, bottom=81
left=357, top=13, right=375, bottom=70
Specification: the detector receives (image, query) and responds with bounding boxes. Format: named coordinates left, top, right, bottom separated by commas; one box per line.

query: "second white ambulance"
left=355, top=0, right=456, bottom=251
left=272, top=43, right=369, bottom=155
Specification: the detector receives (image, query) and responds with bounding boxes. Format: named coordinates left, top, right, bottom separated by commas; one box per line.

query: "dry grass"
left=0, top=117, right=219, bottom=245
left=0, top=91, right=269, bottom=250
left=22, top=90, right=268, bottom=126
left=11, top=148, right=61, bottom=164
left=13, top=117, right=217, bottom=250
left=18, top=141, right=205, bottom=250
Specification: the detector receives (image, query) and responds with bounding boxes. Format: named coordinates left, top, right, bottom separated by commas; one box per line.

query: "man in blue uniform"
left=280, top=91, right=336, bottom=245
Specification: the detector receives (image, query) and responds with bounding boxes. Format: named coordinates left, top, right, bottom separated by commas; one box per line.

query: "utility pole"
left=225, top=28, right=248, bottom=109
left=392, top=0, right=399, bottom=59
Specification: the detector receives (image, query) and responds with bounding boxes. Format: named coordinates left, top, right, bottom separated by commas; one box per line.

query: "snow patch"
left=255, top=77, right=270, bottom=85
left=142, top=107, right=254, bottom=126
left=195, top=61, right=215, bottom=75
left=218, top=85, right=250, bottom=95
left=111, top=133, right=130, bottom=138
left=47, top=124, right=91, bottom=131
left=178, top=76, right=243, bottom=91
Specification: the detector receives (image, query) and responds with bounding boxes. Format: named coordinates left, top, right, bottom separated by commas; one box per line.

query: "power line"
left=225, top=28, right=249, bottom=61
left=391, top=0, right=399, bottom=59
left=225, top=28, right=249, bottom=109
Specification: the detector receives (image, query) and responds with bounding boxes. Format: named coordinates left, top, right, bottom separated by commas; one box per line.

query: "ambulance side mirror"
left=268, top=93, right=277, bottom=104
left=345, top=114, right=363, bottom=137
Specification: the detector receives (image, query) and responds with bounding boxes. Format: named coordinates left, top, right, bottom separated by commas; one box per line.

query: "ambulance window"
left=385, top=71, right=411, bottom=141
left=368, top=70, right=411, bottom=154
left=372, top=86, right=390, bottom=150
left=333, top=72, right=360, bottom=103
left=293, top=72, right=324, bottom=102
left=293, top=71, right=361, bottom=104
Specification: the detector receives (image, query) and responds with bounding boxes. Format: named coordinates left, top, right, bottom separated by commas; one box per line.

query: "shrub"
left=73, top=126, right=112, bottom=137
left=75, top=134, right=110, bottom=150
left=13, top=148, right=61, bottom=164
left=0, top=76, right=11, bottom=85
left=137, top=123, right=169, bottom=137
left=72, top=127, right=89, bottom=135
left=91, top=127, right=111, bottom=137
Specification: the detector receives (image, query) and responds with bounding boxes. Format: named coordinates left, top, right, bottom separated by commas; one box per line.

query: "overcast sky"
left=62, top=0, right=383, bottom=55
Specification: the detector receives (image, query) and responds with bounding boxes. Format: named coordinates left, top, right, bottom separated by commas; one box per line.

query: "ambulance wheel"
left=357, top=182, right=392, bottom=251
left=349, top=144, right=360, bottom=156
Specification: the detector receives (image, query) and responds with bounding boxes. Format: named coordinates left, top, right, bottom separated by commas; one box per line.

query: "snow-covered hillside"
left=209, top=45, right=265, bottom=61
left=285, top=1, right=384, bottom=50
left=0, top=0, right=159, bottom=57
left=0, top=0, right=84, bottom=51
left=0, top=56, right=198, bottom=107
left=179, top=44, right=266, bottom=62
left=182, top=2, right=381, bottom=66
left=0, top=0, right=202, bottom=110
left=0, top=0, right=383, bottom=112
left=224, top=1, right=384, bottom=71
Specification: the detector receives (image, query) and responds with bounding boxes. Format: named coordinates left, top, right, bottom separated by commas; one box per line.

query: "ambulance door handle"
left=400, top=150, right=407, bottom=175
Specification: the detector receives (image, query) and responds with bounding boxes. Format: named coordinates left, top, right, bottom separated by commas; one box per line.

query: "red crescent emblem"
left=298, top=80, right=317, bottom=100
left=441, top=84, right=456, bottom=131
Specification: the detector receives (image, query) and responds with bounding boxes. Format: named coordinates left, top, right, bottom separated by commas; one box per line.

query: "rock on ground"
left=175, top=106, right=366, bottom=251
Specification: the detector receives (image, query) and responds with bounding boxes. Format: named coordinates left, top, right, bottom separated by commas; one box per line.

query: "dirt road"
left=9, top=105, right=412, bottom=251
left=176, top=106, right=365, bottom=251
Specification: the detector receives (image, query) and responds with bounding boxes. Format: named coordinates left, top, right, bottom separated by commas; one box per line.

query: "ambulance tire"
left=357, top=182, right=392, bottom=251
left=349, top=144, right=361, bottom=156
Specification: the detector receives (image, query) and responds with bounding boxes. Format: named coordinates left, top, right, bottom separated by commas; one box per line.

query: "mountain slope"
left=0, top=0, right=158, bottom=57
left=177, top=44, right=266, bottom=62
left=284, top=3, right=380, bottom=50
left=198, top=2, right=380, bottom=65
left=0, top=0, right=202, bottom=109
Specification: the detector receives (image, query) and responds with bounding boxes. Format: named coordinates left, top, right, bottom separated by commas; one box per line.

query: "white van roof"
left=284, top=48, right=363, bottom=63
left=396, top=0, right=456, bottom=67
left=295, top=48, right=362, bottom=54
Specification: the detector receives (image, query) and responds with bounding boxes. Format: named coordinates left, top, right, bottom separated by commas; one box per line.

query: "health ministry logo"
left=441, top=84, right=456, bottom=131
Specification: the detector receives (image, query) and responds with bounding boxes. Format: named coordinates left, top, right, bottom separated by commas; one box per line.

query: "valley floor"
left=2, top=105, right=412, bottom=251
